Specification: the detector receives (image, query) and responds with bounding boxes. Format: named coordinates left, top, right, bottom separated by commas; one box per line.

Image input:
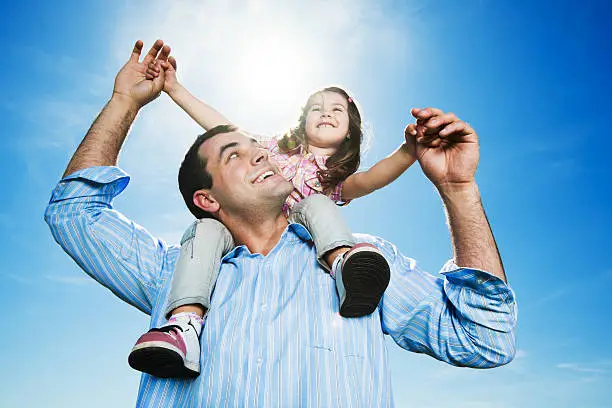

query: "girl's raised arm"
left=168, top=83, right=232, bottom=131
left=341, top=140, right=416, bottom=200
left=147, top=56, right=232, bottom=131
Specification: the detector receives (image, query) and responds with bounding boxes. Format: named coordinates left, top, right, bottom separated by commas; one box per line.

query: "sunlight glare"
left=232, top=31, right=318, bottom=112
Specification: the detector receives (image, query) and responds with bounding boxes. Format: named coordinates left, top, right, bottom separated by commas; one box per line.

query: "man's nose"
left=252, top=147, right=269, bottom=165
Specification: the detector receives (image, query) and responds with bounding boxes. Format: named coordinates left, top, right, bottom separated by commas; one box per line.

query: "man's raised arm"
left=379, top=109, right=514, bottom=369
left=45, top=40, right=176, bottom=315
left=63, top=40, right=169, bottom=176
left=409, top=107, right=506, bottom=282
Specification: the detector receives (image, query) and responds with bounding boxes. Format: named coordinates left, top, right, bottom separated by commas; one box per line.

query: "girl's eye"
left=334, top=108, right=343, bottom=112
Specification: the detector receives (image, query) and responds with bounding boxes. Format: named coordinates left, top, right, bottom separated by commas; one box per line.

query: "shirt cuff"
left=331, top=181, right=351, bottom=207
left=440, top=260, right=517, bottom=333
left=440, top=259, right=513, bottom=296
left=49, top=166, right=130, bottom=203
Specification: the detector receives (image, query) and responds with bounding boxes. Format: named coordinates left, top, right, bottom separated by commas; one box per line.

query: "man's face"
left=198, top=131, right=293, bottom=217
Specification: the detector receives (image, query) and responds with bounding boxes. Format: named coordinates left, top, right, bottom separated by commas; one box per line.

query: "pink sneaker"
left=336, top=243, right=391, bottom=318
left=128, top=317, right=201, bottom=378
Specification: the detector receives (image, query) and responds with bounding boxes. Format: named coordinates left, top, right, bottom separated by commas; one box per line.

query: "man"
left=45, top=40, right=517, bottom=407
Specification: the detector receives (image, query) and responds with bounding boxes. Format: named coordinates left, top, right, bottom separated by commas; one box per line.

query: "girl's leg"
left=128, top=218, right=234, bottom=378
left=166, top=218, right=235, bottom=316
left=289, top=194, right=390, bottom=318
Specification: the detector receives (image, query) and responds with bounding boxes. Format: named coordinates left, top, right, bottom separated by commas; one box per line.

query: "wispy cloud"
left=1, top=271, right=95, bottom=287
left=7, top=44, right=109, bottom=152
left=544, top=157, right=581, bottom=178
left=514, top=349, right=527, bottom=359
left=46, top=274, right=94, bottom=286
left=557, top=362, right=607, bottom=375
left=522, top=288, right=568, bottom=311
left=0, top=271, right=36, bottom=285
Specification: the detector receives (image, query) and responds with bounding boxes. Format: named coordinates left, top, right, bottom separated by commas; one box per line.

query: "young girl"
left=128, top=57, right=417, bottom=378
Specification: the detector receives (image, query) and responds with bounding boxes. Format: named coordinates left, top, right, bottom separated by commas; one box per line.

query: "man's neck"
left=220, top=212, right=289, bottom=256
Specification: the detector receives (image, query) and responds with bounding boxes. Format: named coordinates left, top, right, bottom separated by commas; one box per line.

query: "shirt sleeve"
left=328, top=181, right=351, bottom=206
left=360, top=234, right=517, bottom=368
left=44, top=166, right=174, bottom=315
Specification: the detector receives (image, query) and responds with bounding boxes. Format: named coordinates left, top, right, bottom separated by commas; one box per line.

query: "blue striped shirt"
left=44, top=166, right=517, bottom=407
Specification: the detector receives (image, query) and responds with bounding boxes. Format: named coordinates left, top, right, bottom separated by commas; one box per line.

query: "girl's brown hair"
left=277, top=86, right=362, bottom=193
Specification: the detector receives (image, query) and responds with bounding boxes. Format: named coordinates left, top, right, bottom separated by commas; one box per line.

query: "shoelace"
left=157, top=325, right=184, bottom=339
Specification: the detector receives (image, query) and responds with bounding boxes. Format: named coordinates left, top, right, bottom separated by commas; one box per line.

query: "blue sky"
left=1, top=0, right=611, bottom=406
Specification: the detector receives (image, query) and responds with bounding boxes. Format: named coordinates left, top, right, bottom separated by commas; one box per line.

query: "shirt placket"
left=255, top=252, right=274, bottom=403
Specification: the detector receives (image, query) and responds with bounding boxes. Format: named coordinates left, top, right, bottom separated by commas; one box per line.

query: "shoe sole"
left=339, top=249, right=390, bottom=318
left=128, top=342, right=199, bottom=378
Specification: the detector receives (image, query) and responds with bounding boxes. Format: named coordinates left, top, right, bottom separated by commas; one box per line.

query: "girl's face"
left=303, top=91, right=350, bottom=151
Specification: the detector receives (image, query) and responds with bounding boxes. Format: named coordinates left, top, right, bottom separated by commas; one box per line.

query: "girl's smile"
left=304, top=91, right=350, bottom=155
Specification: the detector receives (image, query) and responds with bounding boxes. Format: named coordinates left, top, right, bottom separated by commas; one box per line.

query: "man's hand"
left=113, top=39, right=171, bottom=109
left=146, top=55, right=179, bottom=95
left=406, top=108, right=479, bottom=191
left=62, top=40, right=170, bottom=177
left=407, top=107, right=506, bottom=282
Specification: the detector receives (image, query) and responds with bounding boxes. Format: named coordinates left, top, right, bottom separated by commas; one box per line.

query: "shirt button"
left=256, top=357, right=263, bottom=364
left=261, top=304, right=268, bottom=311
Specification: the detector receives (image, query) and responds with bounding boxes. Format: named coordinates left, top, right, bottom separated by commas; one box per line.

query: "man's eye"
left=311, top=107, right=320, bottom=112
left=228, top=152, right=239, bottom=160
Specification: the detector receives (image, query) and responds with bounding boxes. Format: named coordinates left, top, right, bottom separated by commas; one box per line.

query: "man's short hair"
left=178, top=124, right=238, bottom=219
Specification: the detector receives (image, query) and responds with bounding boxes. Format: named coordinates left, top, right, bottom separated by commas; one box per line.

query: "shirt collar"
left=221, top=223, right=312, bottom=261
left=286, top=144, right=328, bottom=170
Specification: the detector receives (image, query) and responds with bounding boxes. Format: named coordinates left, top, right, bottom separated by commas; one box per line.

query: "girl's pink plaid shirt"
left=260, top=135, right=349, bottom=215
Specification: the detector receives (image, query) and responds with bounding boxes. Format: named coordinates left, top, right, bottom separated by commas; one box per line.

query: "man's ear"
left=193, top=190, right=220, bottom=214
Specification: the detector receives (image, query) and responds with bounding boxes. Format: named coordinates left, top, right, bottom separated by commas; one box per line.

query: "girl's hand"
left=145, top=56, right=180, bottom=94
left=403, top=123, right=418, bottom=161
left=410, top=107, right=479, bottom=191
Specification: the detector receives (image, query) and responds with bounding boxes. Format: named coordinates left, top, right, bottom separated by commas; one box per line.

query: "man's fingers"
left=424, top=112, right=457, bottom=129
left=416, top=134, right=444, bottom=148
left=426, top=138, right=444, bottom=148
left=425, top=107, right=445, bottom=116
left=130, top=40, right=144, bottom=63
left=463, top=122, right=475, bottom=136
left=416, top=125, right=438, bottom=144
left=420, top=112, right=467, bottom=141
left=417, top=134, right=439, bottom=145
left=411, top=108, right=470, bottom=145
left=143, top=39, right=164, bottom=65
left=412, top=107, right=444, bottom=121
left=439, top=121, right=466, bottom=137
left=157, top=45, right=171, bottom=62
